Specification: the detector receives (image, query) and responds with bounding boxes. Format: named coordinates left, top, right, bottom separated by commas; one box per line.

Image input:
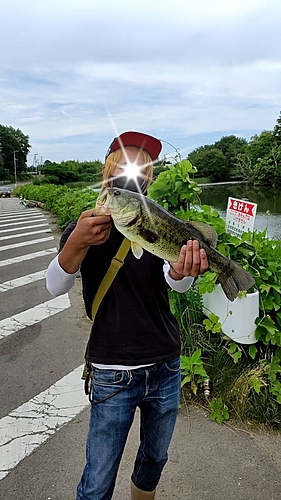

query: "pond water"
left=198, top=183, right=281, bottom=240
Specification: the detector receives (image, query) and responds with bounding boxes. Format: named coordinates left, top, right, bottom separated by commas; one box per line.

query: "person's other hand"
left=169, top=240, right=209, bottom=279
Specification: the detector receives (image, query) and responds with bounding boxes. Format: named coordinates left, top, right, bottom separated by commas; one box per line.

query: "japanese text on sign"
left=226, top=197, right=257, bottom=238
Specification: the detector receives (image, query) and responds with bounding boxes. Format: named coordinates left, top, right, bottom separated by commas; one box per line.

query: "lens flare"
left=116, top=146, right=150, bottom=180
left=98, top=111, right=162, bottom=222
left=108, top=141, right=157, bottom=221
left=122, top=161, right=143, bottom=181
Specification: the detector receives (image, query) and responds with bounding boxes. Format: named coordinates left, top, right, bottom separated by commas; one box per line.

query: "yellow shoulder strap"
left=91, top=237, right=131, bottom=321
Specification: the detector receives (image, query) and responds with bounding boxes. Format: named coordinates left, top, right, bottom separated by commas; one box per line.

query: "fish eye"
left=114, top=189, right=121, bottom=196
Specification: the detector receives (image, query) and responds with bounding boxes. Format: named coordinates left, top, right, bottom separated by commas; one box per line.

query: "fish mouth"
left=97, top=186, right=109, bottom=205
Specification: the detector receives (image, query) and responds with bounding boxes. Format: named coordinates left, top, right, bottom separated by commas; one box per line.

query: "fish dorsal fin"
left=188, top=221, right=218, bottom=247
left=131, top=242, right=143, bottom=259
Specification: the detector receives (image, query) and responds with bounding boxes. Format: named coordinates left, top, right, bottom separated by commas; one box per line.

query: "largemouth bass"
left=95, top=187, right=255, bottom=301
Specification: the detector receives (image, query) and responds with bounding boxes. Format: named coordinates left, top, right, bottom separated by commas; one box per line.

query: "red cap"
left=105, top=131, right=162, bottom=162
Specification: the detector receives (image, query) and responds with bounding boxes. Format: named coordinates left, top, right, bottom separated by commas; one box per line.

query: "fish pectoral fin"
left=138, top=228, right=159, bottom=244
left=188, top=221, right=218, bottom=247
left=131, top=242, right=144, bottom=259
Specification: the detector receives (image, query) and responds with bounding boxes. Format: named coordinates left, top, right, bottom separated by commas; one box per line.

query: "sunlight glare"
left=122, top=161, right=143, bottom=181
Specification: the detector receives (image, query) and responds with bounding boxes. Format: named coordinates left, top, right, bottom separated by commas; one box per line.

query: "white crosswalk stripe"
left=0, top=228, right=52, bottom=241
left=0, top=270, right=47, bottom=293
left=0, top=216, right=45, bottom=227
left=0, top=209, right=39, bottom=218
left=0, top=201, right=84, bottom=483
left=0, top=214, right=45, bottom=223
left=0, top=365, right=88, bottom=480
left=0, top=247, right=57, bottom=267
left=0, top=222, right=48, bottom=234
left=0, top=236, right=54, bottom=252
left=0, top=294, right=71, bottom=340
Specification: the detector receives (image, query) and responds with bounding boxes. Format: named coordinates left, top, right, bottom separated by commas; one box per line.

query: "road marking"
left=0, top=293, right=71, bottom=340
left=0, top=214, right=45, bottom=222
left=0, top=203, right=78, bottom=481
left=0, top=229, right=52, bottom=241
left=0, top=209, right=39, bottom=218
left=0, top=248, right=57, bottom=267
left=0, top=223, right=48, bottom=234
left=0, top=364, right=88, bottom=480
left=0, top=217, right=45, bottom=227
left=0, top=270, right=47, bottom=293
left=0, top=237, right=54, bottom=252
left=0, top=209, right=43, bottom=216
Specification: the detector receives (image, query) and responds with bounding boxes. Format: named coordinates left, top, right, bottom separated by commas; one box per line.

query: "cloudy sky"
left=1, top=0, right=280, bottom=166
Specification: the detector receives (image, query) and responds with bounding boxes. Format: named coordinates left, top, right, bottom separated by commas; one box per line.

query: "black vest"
left=59, top=224, right=181, bottom=365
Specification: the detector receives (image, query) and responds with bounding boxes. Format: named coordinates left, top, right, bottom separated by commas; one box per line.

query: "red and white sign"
left=226, top=197, right=257, bottom=238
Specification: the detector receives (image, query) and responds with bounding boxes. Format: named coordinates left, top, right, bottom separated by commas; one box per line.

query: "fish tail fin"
left=218, top=261, right=255, bottom=301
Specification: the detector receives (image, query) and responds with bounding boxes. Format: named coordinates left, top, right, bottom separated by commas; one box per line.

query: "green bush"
left=150, top=161, right=281, bottom=428
left=15, top=184, right=98, bottom=228
left=15, top=167, right=281, bottom=428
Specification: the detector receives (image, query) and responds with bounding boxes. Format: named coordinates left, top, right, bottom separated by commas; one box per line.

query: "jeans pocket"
left=91, top=369, right=131, bottom=405
left=93, top=368, right=125, bottom=386
left=164, top=357, right=181, bottom=372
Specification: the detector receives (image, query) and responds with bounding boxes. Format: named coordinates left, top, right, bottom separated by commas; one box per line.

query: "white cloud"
left=0, top=0, right=280, bottom=163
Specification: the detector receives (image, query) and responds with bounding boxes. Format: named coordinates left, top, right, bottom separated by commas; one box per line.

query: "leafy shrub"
left=150, top=161, right=281, bottom=428
left=15, top=184, right=98, bottom=228
left=15, top=166, right=281, bottom=427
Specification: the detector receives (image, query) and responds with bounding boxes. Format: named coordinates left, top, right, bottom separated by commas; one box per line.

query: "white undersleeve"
left=46, top=256, right=194, bottom=297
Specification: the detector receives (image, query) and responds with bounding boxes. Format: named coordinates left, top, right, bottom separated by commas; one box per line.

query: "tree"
left=273, top=110, right=281, bottom=146
left=202, top=149, right=229, bottom=182
left=214, top=135, right=247, bottom=155
left=248, top=131, right=276, bottom=164
left=248, top=118, right=281, bottom=186
left=42, top=162, right=79, bottom=184
left=0, top=151, right=5, bottom=180
left=0, top=125, right=31, bottom=180
left=187, top=137, right=247, bottom=181
left=233, top=152, right=255, bottom=181
left=214, top=135, right=248, bottom=173
left=188, top=146, right=228, bottom=181
left=187, top=144, right=214, bottom=177
left=254, top=151, right=281, bottom=187
left=186, top=113, right=281, bottom=185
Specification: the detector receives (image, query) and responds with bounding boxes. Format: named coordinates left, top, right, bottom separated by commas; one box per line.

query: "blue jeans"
left=76, top=357, right=181, bottom=500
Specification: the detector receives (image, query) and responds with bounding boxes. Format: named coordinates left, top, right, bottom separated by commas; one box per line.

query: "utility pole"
left=33, top=154, right=38, bottom=174
left=13, top=150, right=18, bottom=187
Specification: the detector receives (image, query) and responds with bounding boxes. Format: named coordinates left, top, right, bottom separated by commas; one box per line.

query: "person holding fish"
left=46, top=131, right=210, bottom=500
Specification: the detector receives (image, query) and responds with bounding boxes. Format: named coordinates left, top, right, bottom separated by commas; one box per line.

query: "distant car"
left=0, top=187, right=11, bottom=198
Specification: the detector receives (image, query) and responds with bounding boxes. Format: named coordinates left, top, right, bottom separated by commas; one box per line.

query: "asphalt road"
left=1, top=197, right=281, bottom=500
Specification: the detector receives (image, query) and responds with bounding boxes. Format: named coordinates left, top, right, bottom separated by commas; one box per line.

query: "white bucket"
left=202, top=284, right=259, bottom=344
